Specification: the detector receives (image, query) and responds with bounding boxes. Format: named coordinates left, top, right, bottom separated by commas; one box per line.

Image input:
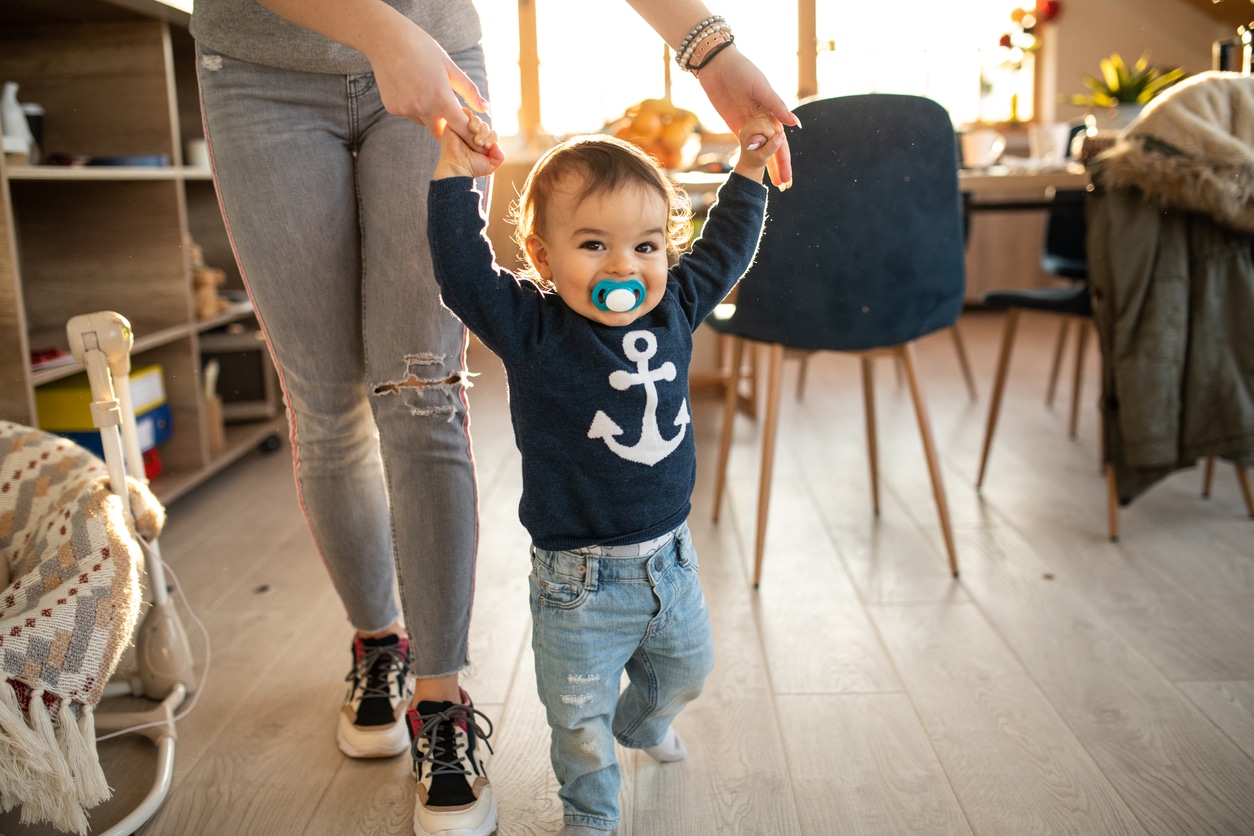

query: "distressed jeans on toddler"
left=529, top=522, right=715, bottom=832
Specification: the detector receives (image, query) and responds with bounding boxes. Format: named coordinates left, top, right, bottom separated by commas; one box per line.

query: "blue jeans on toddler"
left=529, top=522, right=715, bottom=832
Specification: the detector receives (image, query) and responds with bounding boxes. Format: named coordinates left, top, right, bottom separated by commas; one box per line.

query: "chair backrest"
left=722, top=94, right=966, bottom=352
left=1041, top=189, right=1088, bottom=280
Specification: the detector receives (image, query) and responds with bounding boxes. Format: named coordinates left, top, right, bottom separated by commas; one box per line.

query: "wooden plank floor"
left=5, top=309, right=1253, bottom=835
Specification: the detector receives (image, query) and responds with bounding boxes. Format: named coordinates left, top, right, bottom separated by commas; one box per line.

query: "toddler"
left=428, top=109, right=784, bottom=834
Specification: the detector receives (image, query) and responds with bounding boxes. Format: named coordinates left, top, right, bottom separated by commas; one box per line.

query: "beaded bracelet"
left=676, top=16, right=724, bottom=62
left=679, top=22, right=730, bottom=69
left=688, top=31, right=735, bottom=75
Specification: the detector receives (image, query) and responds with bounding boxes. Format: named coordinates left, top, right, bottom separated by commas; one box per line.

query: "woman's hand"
left=434, top=109, right=504, bottom=180
left=361, top=22, right=500, bottom=157
left=696, top=45, right=798, bottom=189
left=253, top=0, right=498, bottom=156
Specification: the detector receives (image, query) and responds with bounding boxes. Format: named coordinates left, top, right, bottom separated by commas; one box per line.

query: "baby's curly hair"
left=510, top=135, right=693, bottom=290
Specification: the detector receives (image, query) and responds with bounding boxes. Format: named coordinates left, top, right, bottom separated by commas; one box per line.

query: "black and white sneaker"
left=408, top=689, right=497, bottom=836
left=336, top=633, right=412, bottom=758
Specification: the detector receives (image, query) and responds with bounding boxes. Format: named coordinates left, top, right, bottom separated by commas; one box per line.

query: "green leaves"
left=1067, top=53, right=1187, bottom=107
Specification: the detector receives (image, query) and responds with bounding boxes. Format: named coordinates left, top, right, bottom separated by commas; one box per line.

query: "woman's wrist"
left=674, top=15, right=734, bottom=75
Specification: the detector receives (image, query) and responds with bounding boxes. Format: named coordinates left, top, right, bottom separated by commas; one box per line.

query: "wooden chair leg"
left=712, top=337, right=745, bottom=522
left=1200, top=459, right=1253, bottom=517
left=1044, top=317, right=1071, bottom=407
left=1236, top=463, right=1254, bottom=518
left=745, top=341, right=759, bottom=416
left=949, top=324, right=978, bottom=401
left=752, top=344, right=786, bottom=588
left=1105, top=462, right=1120, bottom=542
left=976, top=308, right=1021, bottom=489
left=861, top=355, right=880, bottom=516
left=1068, top=318, right=1090, bottom=439
left=795, top=351, right=810, bottom=401
left=899, top=343, right=959, bottom=578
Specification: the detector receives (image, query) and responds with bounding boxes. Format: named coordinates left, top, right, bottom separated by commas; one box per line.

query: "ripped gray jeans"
left=197, top=44, right=488, bottom=677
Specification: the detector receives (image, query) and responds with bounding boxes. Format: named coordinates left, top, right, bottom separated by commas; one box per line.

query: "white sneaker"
left=336, top=633, right=412, bottom=758
left=407, top=690, right=497, bottom=836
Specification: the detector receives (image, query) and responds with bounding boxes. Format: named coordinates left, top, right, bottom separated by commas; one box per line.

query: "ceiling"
left=1178, top=0, right=1254, bottom=29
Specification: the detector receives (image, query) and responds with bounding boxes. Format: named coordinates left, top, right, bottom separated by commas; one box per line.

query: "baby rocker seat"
left=0, top=311, right=194, bottom=834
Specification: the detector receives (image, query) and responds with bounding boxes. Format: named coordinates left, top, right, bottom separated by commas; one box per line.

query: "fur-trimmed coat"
left=1095, top=71, right=1254, bottom=232
left=1087, top=72, right=1254, bottom=505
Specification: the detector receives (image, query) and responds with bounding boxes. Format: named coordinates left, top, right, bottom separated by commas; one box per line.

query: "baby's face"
left=525, top=180, right=670, bottom=326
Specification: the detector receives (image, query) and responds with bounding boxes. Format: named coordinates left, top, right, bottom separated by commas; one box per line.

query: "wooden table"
left=960, top=164, right=1090, bottom=211
left=958, top=164, right=1090, bottom=300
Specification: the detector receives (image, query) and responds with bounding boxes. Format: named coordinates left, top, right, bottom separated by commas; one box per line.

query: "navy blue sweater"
left=429, top=173, right=766, bottom=550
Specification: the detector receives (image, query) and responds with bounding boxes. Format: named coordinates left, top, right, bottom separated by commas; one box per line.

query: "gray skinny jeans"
left=196, top=44, right=487, bottom=677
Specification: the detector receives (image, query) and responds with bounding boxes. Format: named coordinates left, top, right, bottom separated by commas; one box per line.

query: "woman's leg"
left=197, top=49, right=401, bottom=635
left=354, top=47, right=487, bottom=683
left=199, top=43, right=496, bottom=832
left=197, top=50, right=416, bottom=761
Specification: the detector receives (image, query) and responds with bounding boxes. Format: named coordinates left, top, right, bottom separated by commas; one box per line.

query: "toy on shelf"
left=189, top=238, right=230, bottom=320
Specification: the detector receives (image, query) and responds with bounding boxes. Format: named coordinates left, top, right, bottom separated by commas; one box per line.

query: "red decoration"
left=1035, top=0, right=1061, bottom=22
left=999, top=33, right=1013, bottom=48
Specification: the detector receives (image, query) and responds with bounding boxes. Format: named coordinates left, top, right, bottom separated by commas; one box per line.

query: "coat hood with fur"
left=1092, top=71, right=1254, bottom=233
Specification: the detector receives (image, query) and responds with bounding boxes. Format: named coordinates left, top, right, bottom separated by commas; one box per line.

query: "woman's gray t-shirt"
left=190, top=0, right=482, bottom=74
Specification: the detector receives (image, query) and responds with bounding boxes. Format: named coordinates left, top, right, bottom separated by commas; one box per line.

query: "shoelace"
left=413, top=703, right=495, bottom=779
left=347, top=645, right=407, bottom=702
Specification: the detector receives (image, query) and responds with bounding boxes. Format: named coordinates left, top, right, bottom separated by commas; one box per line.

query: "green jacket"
left=1087, top=71, right=1254, bottom=504
left=1087, top=186, right=1254, bottom=504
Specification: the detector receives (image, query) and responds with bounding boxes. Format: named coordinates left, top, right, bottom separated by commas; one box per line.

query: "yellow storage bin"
left=35, top=364, right=166, bottom=432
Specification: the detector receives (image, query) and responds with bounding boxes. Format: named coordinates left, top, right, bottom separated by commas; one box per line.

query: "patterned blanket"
left=0, top=421, right=163, bottom=833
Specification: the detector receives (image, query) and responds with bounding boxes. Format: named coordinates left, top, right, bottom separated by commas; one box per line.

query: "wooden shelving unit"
left=0, top=0, right=284, bottom=505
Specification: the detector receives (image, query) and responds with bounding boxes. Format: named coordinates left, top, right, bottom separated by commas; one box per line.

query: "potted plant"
left=1067, top=53, right=1186, bottom=127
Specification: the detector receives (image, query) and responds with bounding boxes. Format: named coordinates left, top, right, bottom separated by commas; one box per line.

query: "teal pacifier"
left=592, top=279, right=646, bottom=313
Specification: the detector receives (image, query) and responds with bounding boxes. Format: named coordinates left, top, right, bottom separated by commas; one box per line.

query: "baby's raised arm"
left=732, top=111, right=787, bottom=185
left=434, top=109, right=504, bottom=180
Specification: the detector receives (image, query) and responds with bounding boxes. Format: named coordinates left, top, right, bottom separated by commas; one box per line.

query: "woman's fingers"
left=445, top=57, right=490, bottom=113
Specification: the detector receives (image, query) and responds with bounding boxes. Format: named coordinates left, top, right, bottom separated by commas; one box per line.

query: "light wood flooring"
left=4, top=309, right=1253, bottom=835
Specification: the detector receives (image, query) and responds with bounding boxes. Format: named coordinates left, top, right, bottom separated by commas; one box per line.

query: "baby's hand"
left=434, top=108, right=504, bottom=180
left=733, top=111, right=787, bottom=184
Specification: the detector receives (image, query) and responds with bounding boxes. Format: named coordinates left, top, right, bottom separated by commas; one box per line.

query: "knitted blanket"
left=0, top=421, right=162, bottom=834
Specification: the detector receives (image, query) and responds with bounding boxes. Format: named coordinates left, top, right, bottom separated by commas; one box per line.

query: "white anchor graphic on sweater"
left=588, top=330, right=690, bottom=466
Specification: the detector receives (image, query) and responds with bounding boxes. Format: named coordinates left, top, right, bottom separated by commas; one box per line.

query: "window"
left=816, top=2, right=1032, bottom=125
left=479, top=1, right=1029, bottom=139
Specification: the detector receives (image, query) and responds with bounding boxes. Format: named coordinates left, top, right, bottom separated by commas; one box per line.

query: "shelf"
left=28, top=303, right=257, bottom=386
left=2, top=3, right=282, bottom=512
left=195, top=300, right=256, bottom=333
left=5, top=165, right=212, bottom=181
left=149, top=415, right=286, bottom=504
left=8, top=166, right=177, bottom=181
left=30, top=321, right=191, bottom=386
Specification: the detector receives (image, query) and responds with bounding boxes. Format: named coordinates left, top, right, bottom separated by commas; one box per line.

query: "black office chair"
left=974, top=189, right=1092, bottom=490
left=709, top=93, right=965, bottom=587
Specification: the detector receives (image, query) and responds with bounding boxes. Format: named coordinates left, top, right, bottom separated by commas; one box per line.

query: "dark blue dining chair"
left=708, top=93, right=964, bottom=586
left=974, top=189, right=1092, bottom=490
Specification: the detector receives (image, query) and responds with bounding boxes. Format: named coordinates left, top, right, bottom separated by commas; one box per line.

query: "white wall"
left=1044, top=0, right=1230, bottom=124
